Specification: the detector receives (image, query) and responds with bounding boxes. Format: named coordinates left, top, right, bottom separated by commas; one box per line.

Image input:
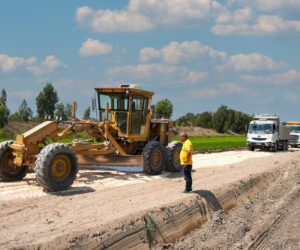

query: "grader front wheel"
left=0, top=141, right=27, bottom=181
left=143, top=141, right=166, bottom=175
left=35, top=143, right=78, bottom=192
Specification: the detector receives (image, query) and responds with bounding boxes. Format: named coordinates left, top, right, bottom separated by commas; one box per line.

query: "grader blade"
left=77, top=154, right=143, bottom=167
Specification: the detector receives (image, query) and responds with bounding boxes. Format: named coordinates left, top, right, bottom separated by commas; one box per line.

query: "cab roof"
left=95, top=86, right=154, bottom=98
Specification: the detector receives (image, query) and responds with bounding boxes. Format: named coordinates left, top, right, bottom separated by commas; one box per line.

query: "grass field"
left=175, top=136, right=247, bottom=151
left=0, top=136, right=247, bottom=151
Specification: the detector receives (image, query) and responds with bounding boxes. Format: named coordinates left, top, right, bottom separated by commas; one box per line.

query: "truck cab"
left=247, top=115, right=290, bottom=152
left=286, top=122, right=300, bottom=147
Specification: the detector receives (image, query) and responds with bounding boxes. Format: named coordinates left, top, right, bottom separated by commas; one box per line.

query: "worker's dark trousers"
left=183, top=165, right=192, bottom=191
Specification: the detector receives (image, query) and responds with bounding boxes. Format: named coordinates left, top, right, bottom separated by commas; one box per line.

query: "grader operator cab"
left=0, top=85, right=182, bottom=191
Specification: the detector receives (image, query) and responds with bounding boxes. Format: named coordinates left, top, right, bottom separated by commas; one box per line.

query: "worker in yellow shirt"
left=179, top=132, right=193, bottom=193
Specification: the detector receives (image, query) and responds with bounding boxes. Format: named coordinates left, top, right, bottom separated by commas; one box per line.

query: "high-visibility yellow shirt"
left=180, top=139, right=193, bottom=165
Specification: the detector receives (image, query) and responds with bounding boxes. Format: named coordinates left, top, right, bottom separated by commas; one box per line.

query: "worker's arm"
left=184, top=148, right=191, bottom=163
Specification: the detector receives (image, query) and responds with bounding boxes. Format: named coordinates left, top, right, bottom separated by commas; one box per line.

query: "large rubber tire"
left=0, top=141, right=27, bottom=181
left=143, top=141, right=166, bottom=175
left=248, top=146, right=255, bottom=151
left=271, top=142, right=278, bottom=152
left=165, top=141, right=182, bottom=172
left=35, top=143, right=78, bottom=192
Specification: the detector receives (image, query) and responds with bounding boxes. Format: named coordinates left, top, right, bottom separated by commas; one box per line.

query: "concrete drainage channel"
left=30, top=167, right=282, bottom=250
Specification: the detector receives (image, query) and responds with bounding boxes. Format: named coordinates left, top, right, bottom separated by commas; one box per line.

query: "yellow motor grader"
left=0, top=85, right=182, bottom=191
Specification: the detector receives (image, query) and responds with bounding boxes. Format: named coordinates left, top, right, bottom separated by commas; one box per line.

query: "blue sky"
left=0, top=0, right=299, bottom=121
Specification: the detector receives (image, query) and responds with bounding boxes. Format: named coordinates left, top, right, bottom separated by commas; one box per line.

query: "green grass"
left=1, top=132, right=246, bottom=151
left=175, top=136, right=247, bottom=151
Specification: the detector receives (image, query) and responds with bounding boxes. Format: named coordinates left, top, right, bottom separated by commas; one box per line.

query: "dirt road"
left=0, top=149, right=299, bottom=249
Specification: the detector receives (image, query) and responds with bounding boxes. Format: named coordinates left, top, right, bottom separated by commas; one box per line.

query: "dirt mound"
left=0, top=121, right=37, bottom=138
left=5, top=121, right=37, bottom=133
left=174, top=126, right=221, bottom=137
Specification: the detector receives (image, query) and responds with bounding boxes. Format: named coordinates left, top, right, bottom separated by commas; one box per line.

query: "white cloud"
left=27, top=55, right=66, bottom=77
left=214, top=0, right=300, bottom=36
left=186, top=87, right=220, bottom=98
left=140, top=41, right=227, bottom=64
left=76, top=6, right=153, bottom=33
left=185, top=82, right=249, bottom=99
left=140, top=47, right=162, bottom=63
left=215, top=7, right=253, bottom=24
left=228, top=0, right=300, bottom=15
left=242, top=69, right=300, bottom=85
left=108, top=63, right=207, bottom=84
left=0, top=54, right=65, bottom=77
left=79, top=38, right=113, bottom=57
left=213, top=14, right=300, bottom=36
left=108, top=64, right=178, bottom=80
left=254, top=0, right=300, bottom=13
left=218, top=82, right=248, bottom=94
left=76, top=0, right=222, bottom=33
left=218, top=53, right=287, bottom=72
left=0, top=54, right=36, bottom=72
left=184, top=71, right=208, bottom=84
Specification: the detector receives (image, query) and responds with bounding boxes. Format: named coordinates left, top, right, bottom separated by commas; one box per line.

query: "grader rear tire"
left=35, top=143, right=78, bottom=192
left=165, top=141, right=182, bottom=172
left=0, top=141, right=27, bottom=181
left=143, top=141, right=166, bottom=175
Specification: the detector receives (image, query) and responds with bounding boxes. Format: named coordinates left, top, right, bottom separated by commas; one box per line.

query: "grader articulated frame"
left=0, top=85, right=182, bottom=191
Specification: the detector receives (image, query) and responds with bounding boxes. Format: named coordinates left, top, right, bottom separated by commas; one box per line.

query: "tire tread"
left=35, top=143, right=78, bottom=191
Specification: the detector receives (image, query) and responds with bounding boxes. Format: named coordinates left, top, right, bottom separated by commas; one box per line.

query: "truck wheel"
left=35, top=143, right=78, bottom=192
left=0, top=141, right=27, bottom=181
left=143, top=141, right=166, bottom=175
left=271, top=143, right=278, bottom=152
left=165, top=141, right=182, bottom=172
left=248, top=146, right=255, bottom=151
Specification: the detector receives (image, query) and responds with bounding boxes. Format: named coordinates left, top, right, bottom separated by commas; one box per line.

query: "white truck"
left=247, top=114, right=290, bottom=152
left=285, top=121, right=300, bottom=147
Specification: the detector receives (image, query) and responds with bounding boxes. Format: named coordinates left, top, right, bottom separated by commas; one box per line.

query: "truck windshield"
left=248, top=124, right=273, bottom=134
left=287, top=126, right=300, bottom=133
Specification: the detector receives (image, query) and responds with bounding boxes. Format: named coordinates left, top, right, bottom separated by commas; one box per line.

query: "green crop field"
left=175, top=136, right=247, bottom=151
left=0, top=135, right=247, bottom=151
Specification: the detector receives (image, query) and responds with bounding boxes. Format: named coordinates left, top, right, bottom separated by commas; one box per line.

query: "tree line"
left=0, top=83, right=91, bottom=128
left=1, top=86, right=252, bottom=134
left=153, top=99, right=252, bottom=134
left=175, top=105, right=252, bottom=134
